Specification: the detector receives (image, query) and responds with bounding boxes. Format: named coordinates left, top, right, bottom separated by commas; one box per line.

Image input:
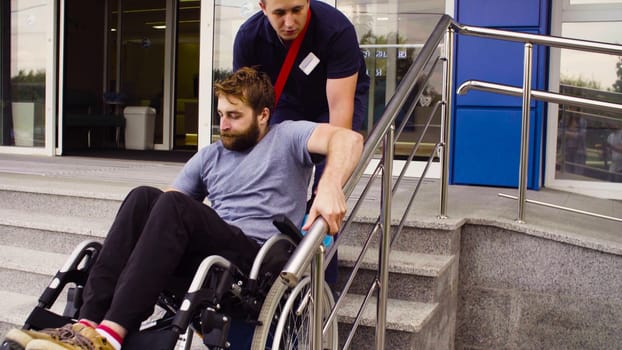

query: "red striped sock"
left=78, top=320, right=95, bottom=328
left=95, top=324, right=123, bottom=350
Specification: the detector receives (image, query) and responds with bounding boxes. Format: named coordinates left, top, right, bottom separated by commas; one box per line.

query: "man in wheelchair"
left=3, top=67, right=363, bottom=350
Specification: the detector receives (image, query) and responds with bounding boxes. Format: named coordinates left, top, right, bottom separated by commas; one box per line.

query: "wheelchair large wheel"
left=250, top=276, right=338, bottom=350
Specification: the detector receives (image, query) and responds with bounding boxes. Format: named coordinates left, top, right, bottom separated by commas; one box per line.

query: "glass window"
left=210, top=0, right=446, bottom=156
left=337, top=1, right=445, bottom=158
left=556, top=21, right=622, bottom=182
left=1, top=0, right=49, bottom=147
left=174, top=0, right=201, bottom=148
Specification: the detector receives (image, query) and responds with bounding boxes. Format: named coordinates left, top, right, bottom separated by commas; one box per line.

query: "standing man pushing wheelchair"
left=233, top=0, right=370, bottom=286
left=3, top=67, right=363, bottom=350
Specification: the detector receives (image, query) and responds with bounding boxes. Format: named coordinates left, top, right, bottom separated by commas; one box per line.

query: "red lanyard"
left=273, top=8, right=311, bottom=108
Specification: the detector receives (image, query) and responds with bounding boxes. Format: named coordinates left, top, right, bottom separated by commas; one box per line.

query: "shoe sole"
left=25, top=340, right=68, bottom=350
left=1, top=340, right=26, bottom=350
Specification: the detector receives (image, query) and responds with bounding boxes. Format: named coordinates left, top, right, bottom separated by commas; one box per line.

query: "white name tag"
left=299, top=52, right=320, bottom=75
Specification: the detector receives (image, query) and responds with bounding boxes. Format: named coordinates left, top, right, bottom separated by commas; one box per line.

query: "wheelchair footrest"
left=123, top=327, right=181, bottom=350
left=24, top=307, right=74, bottom=331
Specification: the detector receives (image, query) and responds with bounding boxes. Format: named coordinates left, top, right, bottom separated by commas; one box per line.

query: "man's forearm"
left=322, top=129, right=363, bottom=187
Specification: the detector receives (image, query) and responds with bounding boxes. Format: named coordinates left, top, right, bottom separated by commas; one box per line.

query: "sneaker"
left=26, top=326, right=114, bottom=350
left=2, top=324, right=86, bottom=350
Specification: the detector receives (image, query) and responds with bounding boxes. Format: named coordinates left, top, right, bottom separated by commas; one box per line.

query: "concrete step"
left=0, top=209, right=107, bottom=254
left=0, top=245, right=68, bottom=277
left=0, top=190, right=121, bottom=220
left=337, top=245, right=455, bottom=303
left=343, top=221, right=461, bottom=255
left=0, top=176, right=458, bottom=349
left=337, top=293, right=439, bottom=349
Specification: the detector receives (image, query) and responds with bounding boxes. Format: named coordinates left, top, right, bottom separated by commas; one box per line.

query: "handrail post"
left=310, top=245, right=325, bottom=350
left=518, top=43, right=533, bottom=223
left=440, top=26, right=455, bottom=219
left=376, top=125, right=394, bottom=350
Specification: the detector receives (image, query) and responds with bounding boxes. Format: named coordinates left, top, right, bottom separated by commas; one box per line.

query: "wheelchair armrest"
left=272, top=215, right=303, bottom=245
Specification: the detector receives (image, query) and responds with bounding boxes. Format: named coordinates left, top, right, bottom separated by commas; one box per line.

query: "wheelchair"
left=1, top=216, right=338, bottom=350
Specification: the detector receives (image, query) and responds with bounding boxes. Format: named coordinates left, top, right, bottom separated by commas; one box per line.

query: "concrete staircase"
left=0, top=172, right=458, bottom=349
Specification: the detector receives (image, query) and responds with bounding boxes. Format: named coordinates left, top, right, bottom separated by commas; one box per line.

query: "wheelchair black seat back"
left=2, top=216, right=338, bottom=350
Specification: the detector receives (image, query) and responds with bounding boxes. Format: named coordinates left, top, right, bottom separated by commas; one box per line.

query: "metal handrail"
left=279, top=14, right=457, bottom=350
left=457, top=80, right=622, bottom=114
left=453, top=25, right=622, bottom=222
left=457, top=24, right=622, bottom=56
left=279, top=14, right=622, bottom=350
left=279, top=14, right=456, bottom=287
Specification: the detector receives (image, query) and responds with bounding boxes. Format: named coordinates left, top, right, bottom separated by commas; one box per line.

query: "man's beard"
left=220, top=117, right=260, bottom=151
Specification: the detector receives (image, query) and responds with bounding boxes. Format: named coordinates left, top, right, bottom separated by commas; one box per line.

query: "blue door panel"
left=457, top=0, right=542, bottom=27
left=455, top=31, right=543, bottom=108
left=452, top=108, right=538, bottom=187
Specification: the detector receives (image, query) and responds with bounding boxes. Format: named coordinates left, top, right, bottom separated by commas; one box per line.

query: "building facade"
left=1, top=0, right=621, bottom=199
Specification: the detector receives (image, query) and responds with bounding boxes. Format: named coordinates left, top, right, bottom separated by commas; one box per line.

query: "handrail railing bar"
left=457, top=24, right=622, bottom=56
left=498, top=193, right=622, bottom=223
left=360, top=43, right=426, bottom=49
left=342, top=279, right=380, bottom=350
left=343, top=15, right=455, bottom=198
left=392, top=101, right=442, bottom=192
left=457, top=80, right=622, bottom=113
left=324, top=221, right=381, bottom=331
left=440, top=26, right=456, bottom=219
left=518, top=43, right=533, bottom=222
left=392, top=143, right=442, bottom=246
left=394, top=58, right=441, bottom=141
left=376, top=126, right=394, bottom=350
left=280, top=14, right=455, bottom=287
left=326, top=130, right=438, bottom=324
left=328, top=139, right=439, bottom=322
left=324, top=165, right=382, bottom=265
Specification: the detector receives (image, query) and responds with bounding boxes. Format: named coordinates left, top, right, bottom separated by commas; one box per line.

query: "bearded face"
left=220, top=114, right=260, bottom=151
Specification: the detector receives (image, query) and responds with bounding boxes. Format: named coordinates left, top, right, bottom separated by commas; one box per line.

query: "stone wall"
left=455, top=224, right=622, bottom=349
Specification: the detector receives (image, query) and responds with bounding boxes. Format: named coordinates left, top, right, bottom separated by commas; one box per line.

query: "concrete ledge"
left=338, top=294, right=438, bottom=333
left=339, top=244, right=454, bottom=277
left=0, top=209, right=109, bottom=237
left=0, top=245, right=68, bottom=276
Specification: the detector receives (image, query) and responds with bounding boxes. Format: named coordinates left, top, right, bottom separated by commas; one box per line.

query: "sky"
left=560, top=22, right=622, bottom=91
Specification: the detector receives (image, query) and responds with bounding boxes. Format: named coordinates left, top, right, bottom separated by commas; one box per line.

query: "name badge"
left=299, top=52, right=320, bottom=75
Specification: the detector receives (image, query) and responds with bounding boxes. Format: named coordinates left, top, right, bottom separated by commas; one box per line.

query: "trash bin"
left=123, top=106, right=156, bottom=150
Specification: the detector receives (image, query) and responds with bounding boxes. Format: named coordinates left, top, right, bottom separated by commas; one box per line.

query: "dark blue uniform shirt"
left=233, top=0, right=369, bottom=130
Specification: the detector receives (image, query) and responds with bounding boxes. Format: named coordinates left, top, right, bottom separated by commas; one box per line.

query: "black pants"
left=79, top=186, right=261, bottom=332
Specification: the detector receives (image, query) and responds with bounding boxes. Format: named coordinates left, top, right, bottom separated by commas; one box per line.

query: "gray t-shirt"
left=172, top=120, right=317, bottom=243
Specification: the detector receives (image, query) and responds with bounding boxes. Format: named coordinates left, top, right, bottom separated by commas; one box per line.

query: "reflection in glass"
left=338, top=0, right=445, bottom=158
left=212, top=2, right=252, bottom=141
left=556, top=22, right=622, bottom=182
left=106, top=0, right=166, bottom=145
left=174, top=1, right=201, bottom=148
left=2, top=0, right=48, bottom=147
left=210, top=1, right=446, bottom=156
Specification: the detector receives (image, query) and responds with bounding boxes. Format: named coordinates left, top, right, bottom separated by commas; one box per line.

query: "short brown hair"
left=214, top=67, right=274, bottom=115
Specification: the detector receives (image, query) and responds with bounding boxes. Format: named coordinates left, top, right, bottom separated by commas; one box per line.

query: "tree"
left=613, top=56, right=622, bottom=93
left=11, top=69, right=46, bottom=102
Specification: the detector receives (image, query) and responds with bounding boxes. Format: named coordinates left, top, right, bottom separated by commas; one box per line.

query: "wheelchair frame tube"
left=186, top=256, right=231, bottom=293
left=249, top=234, right=296, bottom=281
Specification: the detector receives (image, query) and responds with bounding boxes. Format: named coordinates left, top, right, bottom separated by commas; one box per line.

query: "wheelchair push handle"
left=272, top=215, right=303, bottom=244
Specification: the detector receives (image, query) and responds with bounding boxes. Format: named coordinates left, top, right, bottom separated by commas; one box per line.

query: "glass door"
left=1, top=0, right=51, bottom=151
left=547, top=0, right=622, bottom=199
left=174, top=0, right=201, bottom=149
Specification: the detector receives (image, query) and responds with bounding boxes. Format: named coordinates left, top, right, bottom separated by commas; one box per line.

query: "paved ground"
left=1, top=153, right=620, bottom=256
